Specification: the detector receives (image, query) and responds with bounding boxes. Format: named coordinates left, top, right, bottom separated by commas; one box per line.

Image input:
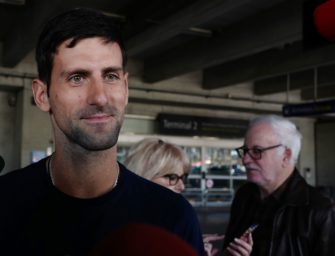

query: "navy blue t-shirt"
left=0, top=158, right=204, bottom=255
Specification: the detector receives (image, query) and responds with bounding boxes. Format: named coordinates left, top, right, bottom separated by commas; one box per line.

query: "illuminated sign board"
left=157, top=114, right=248, bottom=138
left=282, top=99, right=335, bottom=117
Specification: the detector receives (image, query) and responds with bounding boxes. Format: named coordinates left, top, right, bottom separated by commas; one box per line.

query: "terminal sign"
left=157, top=113, right=248, bottom=138
left=282, top=99, right=335, bottom=117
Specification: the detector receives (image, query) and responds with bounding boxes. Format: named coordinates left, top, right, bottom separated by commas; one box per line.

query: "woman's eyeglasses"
left=163, top=173, right=188, bottom=186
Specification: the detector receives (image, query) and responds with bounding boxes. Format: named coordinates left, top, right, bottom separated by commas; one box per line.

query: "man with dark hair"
left=223, top=115, right=335, bottom=256
left=0, top=8, right=204, bottom=255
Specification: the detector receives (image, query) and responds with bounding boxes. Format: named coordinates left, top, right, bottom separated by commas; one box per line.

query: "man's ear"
left=32, top=79, right=51, bottom=112
left=282, top=147, right=292, bottom=168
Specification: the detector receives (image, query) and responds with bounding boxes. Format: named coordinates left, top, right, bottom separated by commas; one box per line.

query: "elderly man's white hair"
left=248, top=115, right=302, bottom=164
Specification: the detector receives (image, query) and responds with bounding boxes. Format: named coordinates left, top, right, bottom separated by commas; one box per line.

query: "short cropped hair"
left=124, top=138, right=190, bottom=180
left=248, top=115, right=302, bottom=164
left=35, top=8, right=127, bottom=87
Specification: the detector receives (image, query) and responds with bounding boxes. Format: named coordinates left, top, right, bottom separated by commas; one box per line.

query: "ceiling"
left=0, top=0, right=335, bottom=103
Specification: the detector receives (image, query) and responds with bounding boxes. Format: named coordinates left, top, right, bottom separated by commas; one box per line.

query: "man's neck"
left=49, top=149, right=119, bottom=199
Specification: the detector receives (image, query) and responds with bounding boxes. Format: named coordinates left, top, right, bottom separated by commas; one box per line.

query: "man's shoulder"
left=0, top=158, right=48, bottom=196
left=292, top=171, right=334, bottom=208
left=119, top=164, right=193, bottom=210
left=308, top=184, right=335, bottom=209
left=117, top=165, right=199, bottom=235
left=121, top=165, right=186, bottom=196
left=289, top=174, right=335, bottom=215
left=0, top=158, right=49, bottom=225
left=0, top=158, right=46, bottom=177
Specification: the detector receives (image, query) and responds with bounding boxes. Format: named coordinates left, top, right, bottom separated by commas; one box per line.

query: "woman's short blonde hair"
left=123, top=138, right=190, bottom=180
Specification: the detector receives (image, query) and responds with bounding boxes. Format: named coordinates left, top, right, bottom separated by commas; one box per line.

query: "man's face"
left=242, top=123, right=286, bottom=191
left=45, top=37, right=128, bottom=151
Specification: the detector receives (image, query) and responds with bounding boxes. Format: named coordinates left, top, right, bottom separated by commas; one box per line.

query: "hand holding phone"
left=224, top=225, right=258, bottom=256
left=240, top=224, right=259, bottom=242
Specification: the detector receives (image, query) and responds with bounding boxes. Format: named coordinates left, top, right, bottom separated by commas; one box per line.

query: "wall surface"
left=0, top=90, right=18, bottom=173
left=316, top=121, right=335, bottom=187
left=294, top=117, right=316, bottom=185
left=20, top=81, right=53, bottom=168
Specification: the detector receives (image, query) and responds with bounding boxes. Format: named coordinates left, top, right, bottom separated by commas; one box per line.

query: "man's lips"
left=245, top=166, right=258, bottom=172
left=81, top=113, right=113, bottom=123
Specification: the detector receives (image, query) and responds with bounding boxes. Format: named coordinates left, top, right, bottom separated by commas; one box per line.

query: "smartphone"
left=240, top=224, right=259, bottom=241
left=245, top=223, right=259, bottom=234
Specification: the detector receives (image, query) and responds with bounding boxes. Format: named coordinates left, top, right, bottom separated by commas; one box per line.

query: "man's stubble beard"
left=59, top=107, right=125, bottom=152
left=68, top=119, right=123, bottom=151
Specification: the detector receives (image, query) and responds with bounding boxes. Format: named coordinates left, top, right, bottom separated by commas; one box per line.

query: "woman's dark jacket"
left=223, top=169, right=335, bottom=255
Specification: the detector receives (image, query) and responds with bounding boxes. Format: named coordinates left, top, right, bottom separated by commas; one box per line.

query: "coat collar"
left=280, top=169, right=309, bottom=206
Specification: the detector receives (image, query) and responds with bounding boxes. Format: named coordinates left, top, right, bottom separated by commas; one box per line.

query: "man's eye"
left=252, top=148, right=262, bottom=154
left=69, top=75, right=83, bottom=83
left=105, top=73, right=119, bottom=81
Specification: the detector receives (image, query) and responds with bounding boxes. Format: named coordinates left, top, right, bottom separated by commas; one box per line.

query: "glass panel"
left=182, top=146, right=203, bottom=206
left=205, top=148, right=233, bottom=175
left=183, top=146, right=202, bottom=174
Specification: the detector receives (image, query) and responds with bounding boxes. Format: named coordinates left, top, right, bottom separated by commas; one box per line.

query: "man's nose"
left=87, top=79, right=108, bottom=106
left=242, top=151, right=252, bottom=165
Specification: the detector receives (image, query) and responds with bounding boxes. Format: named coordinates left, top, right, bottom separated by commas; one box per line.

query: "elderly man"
left=223, top=115, right=335, bottom=256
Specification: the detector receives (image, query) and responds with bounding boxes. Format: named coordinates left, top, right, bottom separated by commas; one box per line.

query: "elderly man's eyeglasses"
left=235, top=144, right=284, bottom=160
left=163, top=173, right=188, bottom=186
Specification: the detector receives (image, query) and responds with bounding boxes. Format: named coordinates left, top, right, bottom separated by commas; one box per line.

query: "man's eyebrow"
left=60, top=69, right=89, bottom=78
left=102, top=67, right=124, bottom=73
left=59, top=67, right=124, bottom=78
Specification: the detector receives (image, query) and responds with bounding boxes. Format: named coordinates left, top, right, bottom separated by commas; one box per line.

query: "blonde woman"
left=124, top=138, right=224, bottom=256
left=124, top=138, right=189, bottom=193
